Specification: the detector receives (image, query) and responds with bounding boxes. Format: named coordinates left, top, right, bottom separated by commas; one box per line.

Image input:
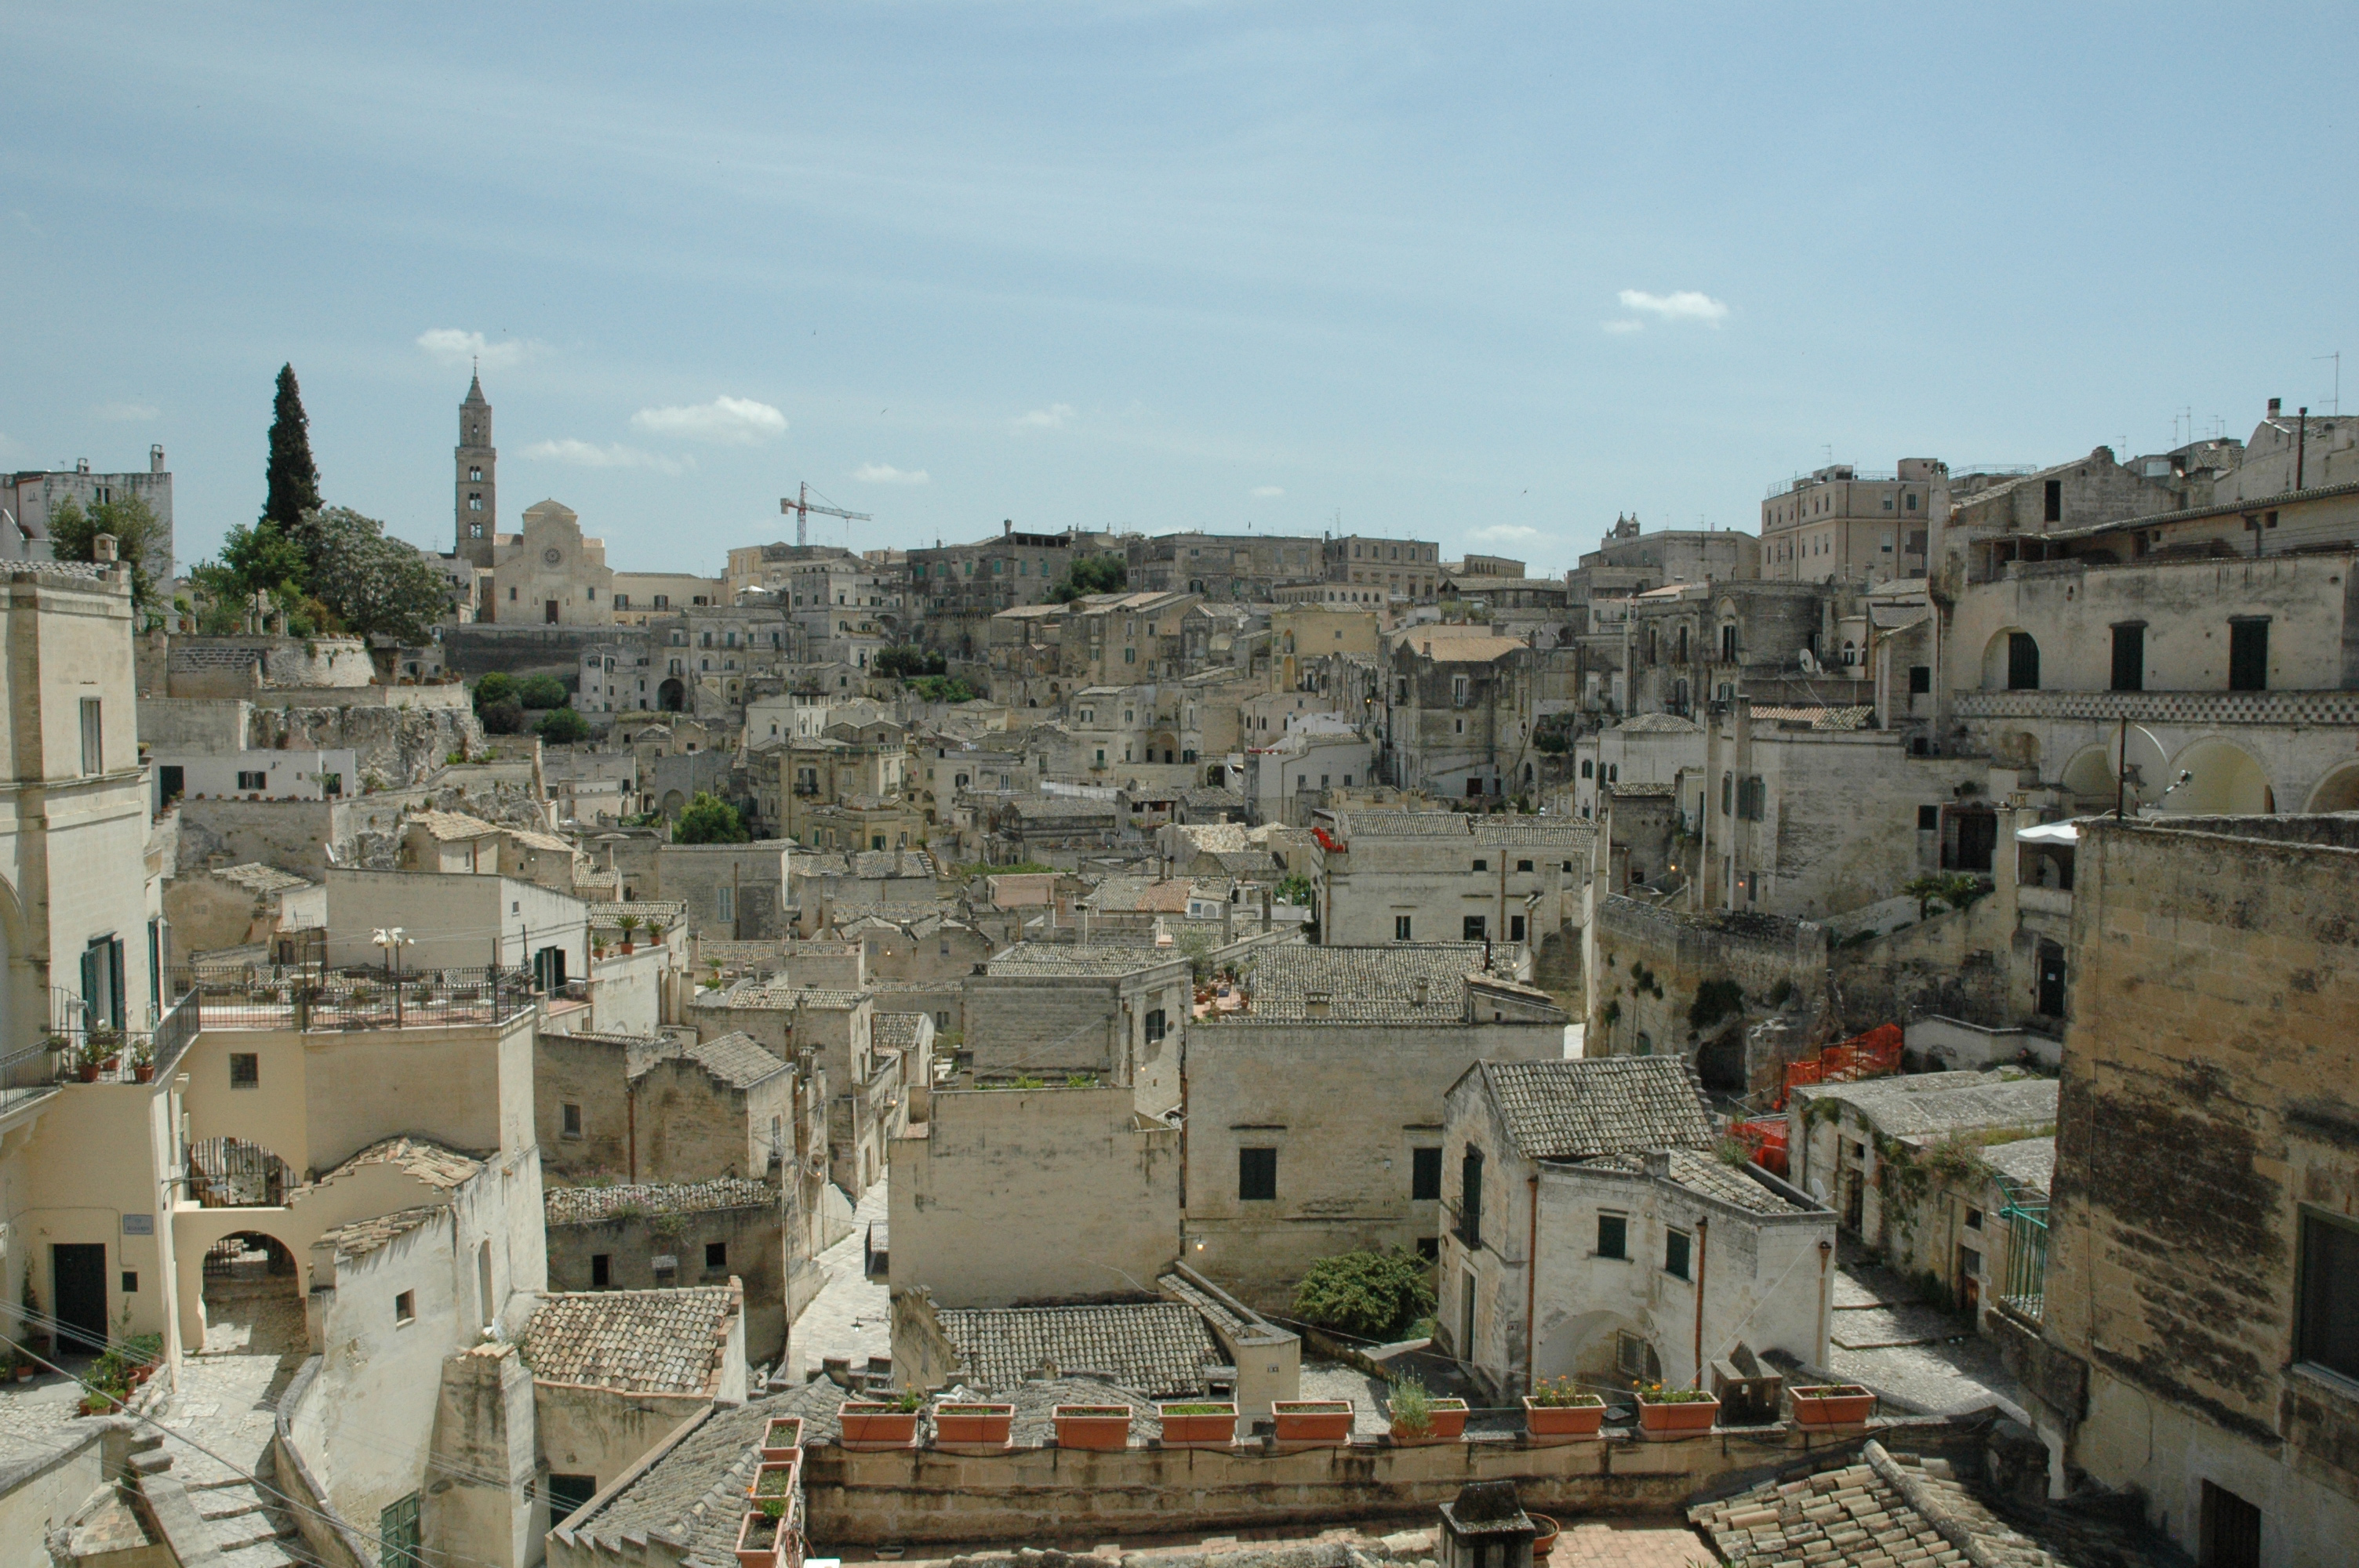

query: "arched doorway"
left=657, top=678, right=685, bottom=712
left=2304, top=762, right=2359, bottom=814
left=200, top=1232, right=307, bottom=1356
left=2165, top=739, right=2273, bottom=815
left=1534, top=1308, right=1660, bottom=1386
left=1981, top=630, right=2040, bottom=691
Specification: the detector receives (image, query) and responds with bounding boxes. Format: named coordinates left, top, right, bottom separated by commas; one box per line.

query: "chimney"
left=93, top=533, right=118, bottom=564
left=150, top=445, right=165, bottom=473
left=1413, top=976, right=1430, bottom=1008
left=1305, top=991, right=1331, bottom=1018
left=2269, top=397, right=2282, bottom=418
left=1002, top=518, right=1014, bottom=538
left=1642, top=1150, right=1671, bottom=1180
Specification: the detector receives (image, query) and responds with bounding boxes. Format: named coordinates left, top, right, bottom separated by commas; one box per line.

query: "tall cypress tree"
left=262, top=363, right=322, bottom=532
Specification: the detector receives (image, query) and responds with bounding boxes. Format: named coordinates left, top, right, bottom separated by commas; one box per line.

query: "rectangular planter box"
left=1156, top=1403, right=1239, bottom=1446
left=1521, top=1396, right=1605, bottom=1439
left=1052, top=1405, right=1132, bottom=1450
left=1789, top=1385, right=1877, bottom=1426
left=760, top=1417, right=803, bottom=1461
left=1388, top=1397, right=1468, bottom=1443
left=746, top=1460, right=798, bottom=1513
left=1636, top=1395, right=1720, bottom=1437
left=933, top=1402, right=1015, bottom=1446
left=1271, top=1400, right=1355, bottom=1444
left=838, top=1403, right=921, bottom=1449
left=734, top=1510, right=783, bottom=1568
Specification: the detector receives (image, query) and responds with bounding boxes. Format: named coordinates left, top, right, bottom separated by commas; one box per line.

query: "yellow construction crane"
left=780, top=483, right=872, bottom=547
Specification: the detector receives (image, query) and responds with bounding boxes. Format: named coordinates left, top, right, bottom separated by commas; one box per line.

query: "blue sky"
left=4, top=3, right=2354, bottom=579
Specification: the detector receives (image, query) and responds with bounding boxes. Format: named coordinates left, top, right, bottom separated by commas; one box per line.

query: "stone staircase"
left=123, top=1427, right=322, bottom=1568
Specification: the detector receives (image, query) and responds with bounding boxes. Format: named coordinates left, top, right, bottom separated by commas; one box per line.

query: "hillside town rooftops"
left=1983, top=1135, right=2058, bottom=1196
left=522, top=1285, right=740, bottom=1396
left=407, top=810, right=503, bottom=841
left=872, top=1013, right=931, bottom=1051
left=588, top=899, right=689, bottom=926
left=544, top=1178, right=776, bottom=1227
left=637, top=1030, right=789, bottom=1091
left=937, top=1301, right=1222, bottom=1396
left=987, top=942, right=1188, bottom=978
left=1209, top=942, right=1532, bottom=1024
left=1791, top=1068, right=2059, bottom=1140
left=1616, top=712, right=1703, bottom=735
left=1692, top=1442, right=2077, bottom=1568
left=1479, top=1057, right=1716, bottom=1160
left=1573, top=1148, right=1814, bottom=1217
left=211, top=862, right=314, bottom=895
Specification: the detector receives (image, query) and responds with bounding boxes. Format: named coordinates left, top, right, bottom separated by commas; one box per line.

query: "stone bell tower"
left=456, top=371, right=497, bottom=569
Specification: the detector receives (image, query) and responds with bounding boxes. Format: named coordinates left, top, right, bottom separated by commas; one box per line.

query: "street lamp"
left=372, top=927, right=416, bottom=978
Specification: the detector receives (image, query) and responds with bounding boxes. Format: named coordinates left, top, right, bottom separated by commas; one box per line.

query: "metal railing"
left=167, top=963, right=538, bottom=1033
left=2000, top=1199, right=2049, bottom=1322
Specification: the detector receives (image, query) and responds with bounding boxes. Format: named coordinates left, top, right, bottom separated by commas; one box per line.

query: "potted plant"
left=129, top=1038, right=156, bottom=1084
left=747, top=1459, right=798, bottom=1516
left=1521, top=1377, right=1606, bottom=1439
left=1271, top=1399, right=1355, bottom=1444
left=759, top=1415, right=804, bottom=1459
left=1634, top=1382, right=1720, bottom=1436
left=74, top=1036, right=108, bottom=1083
left=619, top=914, right=642, bottom=954
left=932, top=1401, right=1014, bottom=1446
left=1528, top=1514, right=1560, bottom=1562
left=1385, top=1376, right=1468, bottom=1443
left=838, top=1390, right=922, bottom=1448
left=1155, top=1401, right=1238, bottom=1446
left=1051, top=1404, right=1132, bottom=1451
left=1787, top=1384, right=1877, bottom=1427
left=733, top=1508, right=784, bottom=1568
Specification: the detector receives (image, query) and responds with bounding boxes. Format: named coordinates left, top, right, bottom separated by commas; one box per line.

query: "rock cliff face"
left=249, top=702, right=489, bottom=787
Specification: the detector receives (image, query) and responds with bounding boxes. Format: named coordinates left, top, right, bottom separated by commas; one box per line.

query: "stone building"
left=1786, top=1069, right=2056, bottom=1249
left=908, top=522, right=1115, bottom=657
left=535, top=1029, right=802, bottom=1187
left=889, top=1082, right=1180, bottom=1308
left=162, top=860, right=324, bottom=959
left=1997, top=815, right=2359, bottom=1567
left=1182, top=942, right=1566, bottom=1309
left=1583, top=895, right=1829, bottom=1094
left=2, top=445, right=176, bottom=584
left=1127, top=532, right=1324, bottom=602
left=1615, top=579, right=1874, bottom=719
left=543, top=1178, right=802, bottom=1363
left=964, top=943, right=1192, bottom=1114
left=485, top=500, right=616, bottom=626
left=1311, top=808, right=1593, bottom=960
left=1319, top=534, right=1443, bottom=602
left=1759, top=457, right=1947, bottom=584
left=1574, top=514, right=1761, bottom=593
left=1379, top=630, right=1528, bottom=798
left=1439, top=1056, right=1831, bottom=1398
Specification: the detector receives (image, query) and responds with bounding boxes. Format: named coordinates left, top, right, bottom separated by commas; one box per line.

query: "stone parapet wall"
left=1951, top=688, right=2359, bottom=725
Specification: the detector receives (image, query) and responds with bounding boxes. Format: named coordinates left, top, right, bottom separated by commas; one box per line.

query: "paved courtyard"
left=1826, top=1240, right=2027, bottom=1418
left=787, top=1179, right=892, bottom=1383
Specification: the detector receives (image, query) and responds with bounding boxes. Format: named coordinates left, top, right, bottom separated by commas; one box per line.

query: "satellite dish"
left=1797, top=649, right=1819, bottom=674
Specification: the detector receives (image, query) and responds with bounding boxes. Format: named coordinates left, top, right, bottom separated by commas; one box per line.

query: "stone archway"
left=199, top=1232, right=307, bottom=1356
left=2165, top=738, right=2273, bottom=815
left=657, top=677, right=685, bottom=712
left=1534, top=1307, right=1659, bottom=1386
left=2304, top=761, right=2359, bottom=814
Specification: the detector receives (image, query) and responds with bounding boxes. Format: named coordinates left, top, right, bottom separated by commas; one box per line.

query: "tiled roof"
left=1085, top=877, right=1193, bottom=913
left=1617, top=712, right=1703, bottom=734
left=1575, top=1149, right=1812, bottom=1215
left=544, top=1178, right=776, bottom=1226
left=408, top=810, right=502, bottom=841
left=521, top=1287, right=739, bottom=1396
left=589, top=899, right=689, bottom=924
left=1480, top=1058, right=1715, bottom=1160
left=987, top=942, right=1185, bottom=977
left=1750, top=705, right=1877, bottom=731
left=789, top=989, right=869, bottom=1011
left=1407, top=635, right=1525, bottom=662
left=1984, top=1135, right=2055, bottom=1197
left=873, top=1013, right=931, bottom=1050
left=1327, top=810, right=1470, bottom=838
left=631, top=1031, right=789, bottom=1091
left=212, top=862, right=312, bottom=895
left=1691, top=1442, right=2063, bottom=1567
left=1608, top=781, right=1677, bottom=798
left=325, top=1136, right=483, bottom=1189
left=506, top=827, right=578, bottom=854
left=318, top=1207, right=445, bottom=1262
left=1792, top=1070, right=2058, bottom=1139
left=1472, top=817, right=1593, bottom=846
left=987, top=873, right=1060, bottom=906
left=1212, top=943, right=1508, bottom=1024
left=937, top=1301, right=1220, bottom=1396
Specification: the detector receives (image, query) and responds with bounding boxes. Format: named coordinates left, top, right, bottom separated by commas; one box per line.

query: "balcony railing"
left=2000, top=1199, right=2048, bottom=1323
left=25, top=984, right=201, bottom=1096
left=166, top=963, right=539, bottom=1033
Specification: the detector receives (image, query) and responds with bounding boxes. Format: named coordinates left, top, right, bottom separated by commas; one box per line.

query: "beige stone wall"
left=889, top=1085, right=1180, bottom=1308
left=2, top=1080, right=176, bottom=1345
left=533, top=1381, right=706, bottom=1506
left=2034, top=817, right=2359, bottom=1565
left=547, top=1207, right=787, bottom=1361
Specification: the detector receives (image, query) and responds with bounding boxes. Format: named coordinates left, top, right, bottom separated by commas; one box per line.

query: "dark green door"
left=52, top=1244, right=107, bottom=1354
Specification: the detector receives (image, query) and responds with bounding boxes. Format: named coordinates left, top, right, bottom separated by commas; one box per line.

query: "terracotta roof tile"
left=1480, top=1058, right=1715, bottom=1159
left=522, top=1287, right=740, bottom=1396
left=937, top=1302, right=1220, bottom=1396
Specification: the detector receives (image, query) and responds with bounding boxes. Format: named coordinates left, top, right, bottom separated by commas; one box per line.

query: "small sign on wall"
left=122, top=1214, right=154, bottom=1236
left=649, top=1255, right=678, bottom=1272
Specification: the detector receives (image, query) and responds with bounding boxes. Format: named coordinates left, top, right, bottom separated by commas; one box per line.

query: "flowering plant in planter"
left=1521, top=1377, right=1605, bottom=1438
left=1633, top=1381, right=1719, bottom=1436
left=1384, top=1375, right=1467, bottom=1443
left=1270, top=1399, right=1355, bottom=1443
left=838, top=1391, right=923, bottom=1447
left=747, top=1461, right=798, bottom=1519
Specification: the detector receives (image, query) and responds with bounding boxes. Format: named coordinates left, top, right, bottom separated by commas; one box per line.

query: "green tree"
left=474, top=672, right=517, bottom=709
left=209, top=521, right=311, bottom=600
left=907, top=674, right=976, bottom=703
left=45, top=494, right=170, bottom=609
left=1292, top=1248, right=1437, bottom=1341
left=516, top=673, right=569, bottom=710
left=874, top=645, right=945, bottom=680
left=478, top=698, right=528, bottom=735
left=1048, top=554, right=1127, bottom=604
left=674, top=791, right=750, bottom=844
left=1275, top=873, right=1314, bottom=906
left=262, top=364, right=322, bottom=531
left=535, top=706, right=590, bottom=744
left=302, top=507, right=452, bottom=644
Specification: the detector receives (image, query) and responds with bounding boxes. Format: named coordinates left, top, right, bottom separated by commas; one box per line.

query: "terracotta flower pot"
left=733, top=1510, right=783, bottom=1568
left=933, top=1403, right=1014, bottom=1446
left=1271, top=1400, right=1354, bottom=1443
left=1388, top=1398, right=1468, bottom=1443
left=1635, top=1394, right=1719, bottom=1436
left=75, top=1065, right=100, bottom=1083
left=838, top=1403, right=920, bottom=1449
left=1528, top=1515, right=1560, bottom=1562
left=1788, top=1385, right=1877, bottom=1426
left=1155, top=1403, right=1238, bottom=1446
left=133, top=1065, right=155, bottom=1083
left=760, top=1416, right=804, bottom=1460
left=745, top=1459, right=798, bottom=1512
left=1052, top=1405, right=1132, bottom=1450
left=1521, top=1396, right=1605, bottom=1439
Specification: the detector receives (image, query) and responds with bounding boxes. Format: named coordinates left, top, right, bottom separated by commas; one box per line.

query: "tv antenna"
left=2318, top=351, right=2342, bottom=415
left=780, top=482, right=871, bottom=548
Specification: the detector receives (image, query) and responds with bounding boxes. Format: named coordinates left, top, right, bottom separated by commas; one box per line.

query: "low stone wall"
left=801, top=1417, right=1982, bottom=1545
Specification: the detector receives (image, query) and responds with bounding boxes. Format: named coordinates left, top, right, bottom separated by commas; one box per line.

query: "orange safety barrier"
left=1732, top=1117, right=1789, bottom=1176
left=1776, top=1022, right=1903, bottom=1109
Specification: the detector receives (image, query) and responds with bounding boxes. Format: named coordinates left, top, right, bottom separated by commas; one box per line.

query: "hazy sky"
left=5, top=3, right=2354, bottom=578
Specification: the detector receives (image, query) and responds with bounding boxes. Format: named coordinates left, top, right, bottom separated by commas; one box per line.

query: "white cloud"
left=852, top=463, right=929, bottom=485
left=1616, top=289, right=1729, bottom=325
left=1250, top=485, right=1285, bottom=498
left=94, top=401, right=160, bottom=422
left=416, top=328, right=537, bottom=369
left=1601, top=318, right=1645, bottom=336
left=520, top=438, right=687, bottom=476
left=1015, top=403, right=1075, bottom=430
left=630, top=395, right=787, bottom=445
left=1470, top=524, right=1540, bottom=543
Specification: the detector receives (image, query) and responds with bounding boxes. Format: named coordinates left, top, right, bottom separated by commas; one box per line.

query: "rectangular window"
left=1665, top=1228, right=1692, bottom=1280
left=380, top=1494, right=421, bottom=1568
left=1238, top=1147, right=1277, bottom=1201
left=2200, top=1481, right=2263, bottom=1568
left=1598, top=1213, right=1627, bottom=1259
left=230, top=1052, right=259, bottom=1089
left=1143, top=1007, right=1168, bottom=1043
left=1516, top=859, right=1534, bottom=873
left=591, top=1254, right=610, bottom=1288
left=1908, top=664, right=1931, bottom=695
left=2042, top=479, right=2063, bottom=523
left=1463, top=915, right=1487, bottom=942
left=2007, top=631, right=2041, bottom=691
left=2110, top=623, right=2145, bottom=692
left=1394, top=915, right=1412, bottom=941
left=705, top=1240, right=728, bottom=1269
left=561, top=1103, right=583, bottom=1138
left=1471, top=858, right=1488, bottom=872
left=121, top=1271, right=138, bottom=1293
left=716, top=885, right=733, bottom=921
left=79, top=699, right=102, bottom=775
left=1918, top=804, right=1939, bottom=831
left=1412, top=1147, right=1441, bottom=1201
left=236, top=770, right=267, bottom=790
left=1965, top=1207, right=1983, bottom=1231
left=1580, top=760, right=1594, bottom=779
left=545, top=1475, right=599, bottom=1525
left=2297, top=1208, right=2359, bottom=1380
left=1459, top=1145, right=1484, bottom=1248
left=2229, top=619, right=2269, bottom=691
left=394, top=1290, right=416, bottom=1325
left=1509, top=914, right=1526, bottom=942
